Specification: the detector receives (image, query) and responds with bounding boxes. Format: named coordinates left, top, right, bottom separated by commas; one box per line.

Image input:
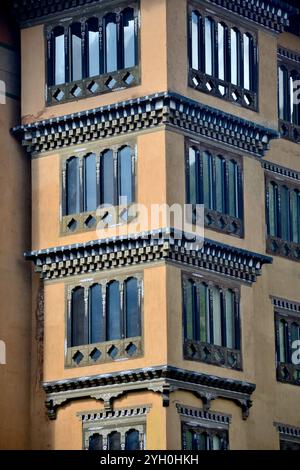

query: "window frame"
left=45, top=1, right=140, bottom=106
left=182, top=270, right=242, bottom=371
left=65, top=271, right=143, bottom=368
left=187, top=1, right=258, bottom=112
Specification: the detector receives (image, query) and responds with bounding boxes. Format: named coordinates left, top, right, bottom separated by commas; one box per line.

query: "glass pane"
left=212, top=435, right=221, bottom=450
left=106, top=281, right=121, bottom=341
left=205, top=17, right=214, bottom=76
left=191, top=11, right=200, bottom=70
left=66, top=157, right=80, bottom=215
left=185, top=430, right=198, bottom=450
left=212, top=287, right=222, bottom=346
left=225, top=290, right=235, bottom=349
left=89, top=434, right=103, bottom=450
left=199, top=283, right=207, bottom=342
left=88, top=18, right=100, bottom=77
left=230, top=29, right=238, bottom=86
left=71, top=287, right=86, bottom=347
left=243, top=33, right=250, bottom=90
left=119, top=146, right=133, bottom=204
left=188, top=147, right=197, bottom=205
left=123, top=8, right=135, bottom=68
left=101, top=150, right=115, bottom=205
left=279, top=320, right=287, bottom=363
left=71, top=23, right=82, bottom=81
left=228, top=160, right=238, bottom=217
left=54, top=28, right=65, bottom=85
left=268, top=182, right=276, bottom=237
left=218, top=23, right=225, bottom=80
left=278, top=66, right=286, bottom=120
left=280, top=186, right=290, bottom=241
left=125, top=278, right=140, bottom=338
left=106, top=14, right=117, bottom=73
left=198, top=433, right=207, bottom=450
left=215, top=156, right=225, bottom=213
left=125, top=430, right=140, bottom=450
left=202, top=151, right=213, bottom=209
left=290, top=190, right=299, bottom=243
left=84, top=153, right=97, bottom=212
left=89, top=284, right=105, bottom=344
left=185, top=280, right=195, bottom=341
left=108, top=431, right=121, bottom=450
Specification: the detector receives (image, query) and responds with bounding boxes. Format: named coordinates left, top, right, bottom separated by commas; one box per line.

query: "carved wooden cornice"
left=12, top=92, right=279, bottom=157
left=25, top=228, right=272, bottom=283
left=43, top=364, right=256, bottom=421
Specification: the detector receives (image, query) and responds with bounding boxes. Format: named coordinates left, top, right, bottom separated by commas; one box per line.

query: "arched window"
left=70, top=23, right=83, bottom=81
left=230, top=28, right=240, bottom=86
left=89, top=284, right=104, bottom=344
left=101, top=149, right=115, bottom=205
left=52, top=26, right=65, bottom=86
left=124, top=278, right=140, bottom=338
left=66, top=157, right=80, bottom=215
left=191, top=11, right=201, bottom=71
left=71, top=287, right=87, bottom=347
left=106, top=281, right=121, bottom=341
left=118, top=146, right=133, bottom=205
left=278, top=65, right=289, bottom=121
left=89, top=433, right=103, bottom=450
left=184, top=279, right=199, bottom=341
left=268, top=182, right=279, bottom=237
left=87, top=18, right=100, bottom=77
left=108, top=431, right=121, bottom=450
left=215, top=156, right=226, bottom=213
left=105, top=13, right=118, bottom=73
left=204, top=17, right=215, bottom=76
left=83, top=153, right=97, bottom=212
left=122, top=8, right=135, bottom=69
left=290, top=189, right=300, bottom=243
left=228, top=159, right=239, bottom=218
left=243, top=33, right=254, bottom=91
left=125, top=429, right=140, bottom=450
left=217, top=23, right=227, bottom=82
left=202, top=151, right=213, bottom=209
left=278, top=319, right=288, bottom=363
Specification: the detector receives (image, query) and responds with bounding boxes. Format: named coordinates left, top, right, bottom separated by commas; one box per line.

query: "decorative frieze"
left=12, top=92, right=278, bottom=157
left=262, top=160, right=300, bottom=182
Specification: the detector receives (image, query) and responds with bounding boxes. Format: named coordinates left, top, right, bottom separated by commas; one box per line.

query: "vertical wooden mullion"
left=275, top=317, right=281, bottom=363
left=199, top=148, right=204, bottom=205
left=131, top=146, right=136, bottom=203
left=212, top=155, right=217, bottom=211
left=113, top=148, right=119, bottom=206
left=84, top=286, right=89, bottom=345
left=221, top=289, right=227, bottom=347
left=224, top=159, right=229, bottom=214
left=287, top=320, right=292, bottom=364
left=96, top=153, right=101, bottom=208
left=79, top=157, right=84, bottom=213
left=277, top=184, right=281, bottom=239
left=99, top=16, right=104, bottom=75
left=214, top=19, right=218, bottom=79
left=120, top=281, right=125, bottom=339
left=65, top=24, right=70, bottom=84
left=134, top=7, right=139, bottom=67
left=62, top=162, right=67, bottom=217
left=208, top=285, right=214, bottom=344
left=234, top=290, right=241, bottom=351
left=67, top=288, right=72, bottom=347
left=81, top=20, right=87, bottom=79
left=116, top=12, right=122, bottom=70
left=239, top=32, right=244, bottom=89
left=102, top=283, right=107, bottom=342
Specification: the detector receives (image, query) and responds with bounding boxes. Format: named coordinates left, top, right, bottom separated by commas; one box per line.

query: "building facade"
left=1, top=0, right=300, bottom=449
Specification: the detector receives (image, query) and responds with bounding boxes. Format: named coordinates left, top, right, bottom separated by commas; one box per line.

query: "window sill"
left=47, top=65, right=140, bottom=106
left=267, top=236, right=300, bottom=262
left=189, top=69, right=258, bottom=112
left=279, top=119, right=300, bottom=144
left=183, top=339, right=242, bottom=371
left=61, top=204, right=137, bottom=235
left=204, top=208, right=244, bottom=238
left=66, top=336, right=143, bottom=368
left=277, top=362, right=300, bottom=386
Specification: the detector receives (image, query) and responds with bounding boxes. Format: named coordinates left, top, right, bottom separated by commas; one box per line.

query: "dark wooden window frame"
left=185, top=138, right=244, bottom=238
left=265, top=173, right=300, bottom=262
left=60, top=138, right=137, bottom=235
left=187, top=1, right=258, bottom=112
left=65, top=271, right=143, bottom=368
left=275, top=308, right=300, bottom=386
left=182, top=270, right=242, bottom=371
left=181, top=422, right=228, bottom=450
left=45, top=1, right=140, bottom=106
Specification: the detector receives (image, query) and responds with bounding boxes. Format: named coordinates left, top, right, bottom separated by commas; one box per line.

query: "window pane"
left=230, top=29, right=238, bottom=86
left=215, top=156, right=225, bottom=213
left=212, top=287, right=222, bottom=346
left=199, top=283, right=207, bottom=342
left=290, top=190, right=299, bottom=243
left=205, top=17, right=214, bottom=76
left=212, top=435, right=221, bottom=450
left=108, top=431, right=121, bottom=450
left=225, top=289, right=235, bottom=349
left=125, top=278, right=140, bottom=338
left=125, top=430, right=140, bottom=450
left=119, top=146, right=133, bottom=204
left=89, top=434, right=103, bottom=450
left=101, top=150, right=115, bottom=205
left=106, top=281, right=121, bottom=341
left=105, top=14, right=117, bottom=73
left=185, top=430, right=198, bottom=450
left=185, top=280, right=195, bottom=341
left=84, top=153, right=97, bottom=212
left=202, top=151, right=213, bottom=209
left=280, top=186, right=290, bottom=241
left=278, top=66, right=287, bottom=121
left=191, top=11, right=200, bottom=70
left=188, top=147, right=197, bottom=205
left=268, top=182, right=278, bottom=237
left=123, top=8, right=135, bottom=68
left=87, top=18, right=100, bottom=77
left=279, top=320, right=287, bottom=363
left=198, top=433, right=208, bottom=450
left=243, top=33, right=250, bottom=90
left=89, top=284, right=105, bottom=344
left=70, top=23, right=82, bottom=81
left=66, top=157, right=80, bottom=215
left=218, top=23, right=225, bottom=80
left=71, top=287, right=87, bottom=347
left=228, top=160, right=238, bottom=217
left=54, top=28, right=65, bottom=85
